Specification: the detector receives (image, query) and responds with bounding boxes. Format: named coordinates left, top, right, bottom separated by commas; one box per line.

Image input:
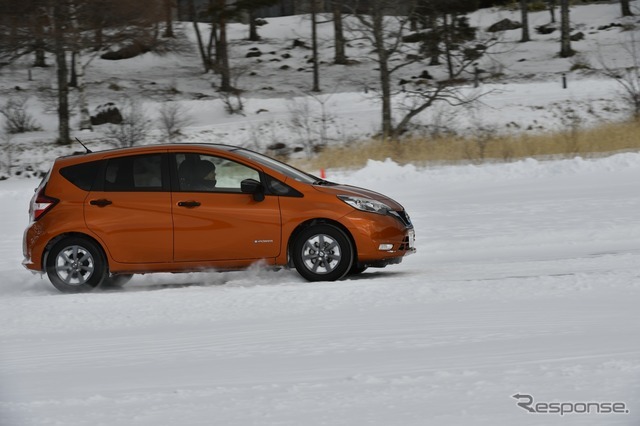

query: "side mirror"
left=241, top=178, right=265, bottom=202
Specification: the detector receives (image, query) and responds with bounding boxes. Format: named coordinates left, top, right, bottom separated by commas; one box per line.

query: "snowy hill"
left=0, top=1, right=639, bottom=174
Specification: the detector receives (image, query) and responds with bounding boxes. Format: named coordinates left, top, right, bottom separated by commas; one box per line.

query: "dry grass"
left=294, top=121, right=640, bottom=171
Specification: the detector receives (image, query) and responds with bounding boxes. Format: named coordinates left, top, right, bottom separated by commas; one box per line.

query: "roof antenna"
left=75, top=137, right=92, bottom=153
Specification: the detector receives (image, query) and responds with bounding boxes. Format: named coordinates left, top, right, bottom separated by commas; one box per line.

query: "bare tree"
left=310, top=91, right=336, bottom=148
left=349, top=0, right=485, bottom=139
left=331, top=0, right=348, bottom=64
left=350, top=0, right=398, bottom=138
left=559, top=0, right=573, bottom=58
left=33, top=7, right=48, bottom=67
left=188, top=0, right=214, bottom=73
left=287, top=92, right=336, bottom=158
left=287, top=97, right=316, bottom=158
left=0, top=131, right=14, bottom=178
left=0, top=0, right=49, bottom=67
left=51, top=0, right=71, bottom=145
left=72, top=0, right=166, bottom=132
left=69, top=2, right=97, bottom=131
left=220, top=90, right=245, bottom=115
left=107, top=97, right=151, bottom=147
left=163, top=0, right=175, bottom=37
left=0, top=95, right=41, bottom=134
left=547, top=0, right=557, bottom=23
left=600, top=33, right=640, bottom=119
left=413, top=0, right=480, bottom=80
left=310, top=0, right=320, bottom=92
left=219, top=64, right=251, bottom=114
left=187, top=0, right=231, bottom=80
left=158, top=102, right=193, bottom=141
left=520, top=0, right=530, bottom=42
left=213, top=0, right=232, bottom=91
left=235, top=0, right=279, bottom=41
left=2, top=0, right=167, bottom=144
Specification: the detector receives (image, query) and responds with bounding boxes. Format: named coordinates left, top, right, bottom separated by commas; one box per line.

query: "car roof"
left=55, top=143, right=243, bottom=165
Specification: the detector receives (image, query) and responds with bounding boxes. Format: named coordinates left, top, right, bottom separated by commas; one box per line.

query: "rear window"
left=60, top=161, right=102, bottom=191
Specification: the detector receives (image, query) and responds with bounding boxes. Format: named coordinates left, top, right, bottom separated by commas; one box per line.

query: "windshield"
left=231, top=148, right=318, bottom=184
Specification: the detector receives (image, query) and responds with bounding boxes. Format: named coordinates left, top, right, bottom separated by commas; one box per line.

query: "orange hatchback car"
left=23, top=144, right=415, bottom=293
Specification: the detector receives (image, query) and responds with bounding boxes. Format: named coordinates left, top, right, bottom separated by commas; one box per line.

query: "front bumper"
left=340, top=209, right=416, bottom=263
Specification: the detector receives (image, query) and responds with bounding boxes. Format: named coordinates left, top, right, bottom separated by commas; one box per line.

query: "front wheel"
left=45, top=237, right=107, bottom=293
left=292, top=225, right=353, bottom=282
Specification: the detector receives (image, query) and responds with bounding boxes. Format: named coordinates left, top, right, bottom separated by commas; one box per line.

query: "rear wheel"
left=292, top=224, right=353, bottom=282
left=45, top=237, right=107, bottom=293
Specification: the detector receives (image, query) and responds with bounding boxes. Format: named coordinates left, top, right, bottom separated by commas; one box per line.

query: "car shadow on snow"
left=345, top=270, right=413, bottom=281
left=93, top=268, right=411, bottom=293
left=97, top=267, right=303, bottom=293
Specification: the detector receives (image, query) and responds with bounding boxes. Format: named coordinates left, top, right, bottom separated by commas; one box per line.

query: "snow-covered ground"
left=1, top=153, right=639, bottom=425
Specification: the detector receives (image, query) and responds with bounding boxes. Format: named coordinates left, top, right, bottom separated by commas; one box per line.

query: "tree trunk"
left=621, top=0, right=633, bottom=17
left=379, top=59, right=392, bottom=140
left=34, top=41, right=47, bottom=67
left=163, top=0, right=175, bottom=37
left=76, top=51, right=92, bottom=131
left=69, top=51, right=78, bottom=87
left=427, top=12, right=440, bottom=66
left=53, top=1, right=70, bottom=145
left=371, top=6, right=392, bottom=139
left=520, top=0, right=530, bottom=42
left=248, top=8, right=260, bottom=41
left=189, top=0, right=210, bottom=72
left=409, top=0, right=418, bottom=32
left=311, top=0, right=320, bottom=92
left=33, top=15, right=47, bottom=67
left=217, top=0, right=231, bottom=91
left=443, top=13, right=454, bottom=80
left=559, top=0, right=573, bottom=57
left=208, top=22, right=218, bottom=72
left=547, top=0, right=556, bottom=23
left=332, top=0, right=347, bottom=64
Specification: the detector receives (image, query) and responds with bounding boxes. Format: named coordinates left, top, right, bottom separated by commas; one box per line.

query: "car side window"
left=176, top=153, right=260, bottom=192
left=60, top=160, right=103, bottom=191
left=104, top=154, right=164, bottom=192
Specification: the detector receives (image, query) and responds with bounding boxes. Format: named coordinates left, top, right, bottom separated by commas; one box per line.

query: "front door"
left=171, top=153, right=281, bottom=262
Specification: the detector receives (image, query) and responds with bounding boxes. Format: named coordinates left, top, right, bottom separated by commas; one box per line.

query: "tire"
left=102, top=274, right=133, bottom=288
left=45, top=237, right=107, bottom=293
left=292, top=224, right=353, bottom=282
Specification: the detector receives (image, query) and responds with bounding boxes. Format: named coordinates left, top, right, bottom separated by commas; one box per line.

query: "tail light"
left=30, top=187, right=58, bottom=222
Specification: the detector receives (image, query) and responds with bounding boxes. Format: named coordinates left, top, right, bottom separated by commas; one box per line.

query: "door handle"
left=178, top=200, right=201, bottom=208
left=90, top=199, right=112, bottom=207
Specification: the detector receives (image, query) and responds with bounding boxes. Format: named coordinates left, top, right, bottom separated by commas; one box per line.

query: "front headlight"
left=338, top=195, right=391, bottom=215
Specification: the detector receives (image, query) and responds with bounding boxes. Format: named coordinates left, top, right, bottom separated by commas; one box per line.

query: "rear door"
left=85, top=153, right=173, bottom=263
left=171, top=152, right=282, bottom=262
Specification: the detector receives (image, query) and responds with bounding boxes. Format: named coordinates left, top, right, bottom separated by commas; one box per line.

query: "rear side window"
left=60, top=161, right=102, bottom=191
left=104, top=154, right=165, bottom=192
